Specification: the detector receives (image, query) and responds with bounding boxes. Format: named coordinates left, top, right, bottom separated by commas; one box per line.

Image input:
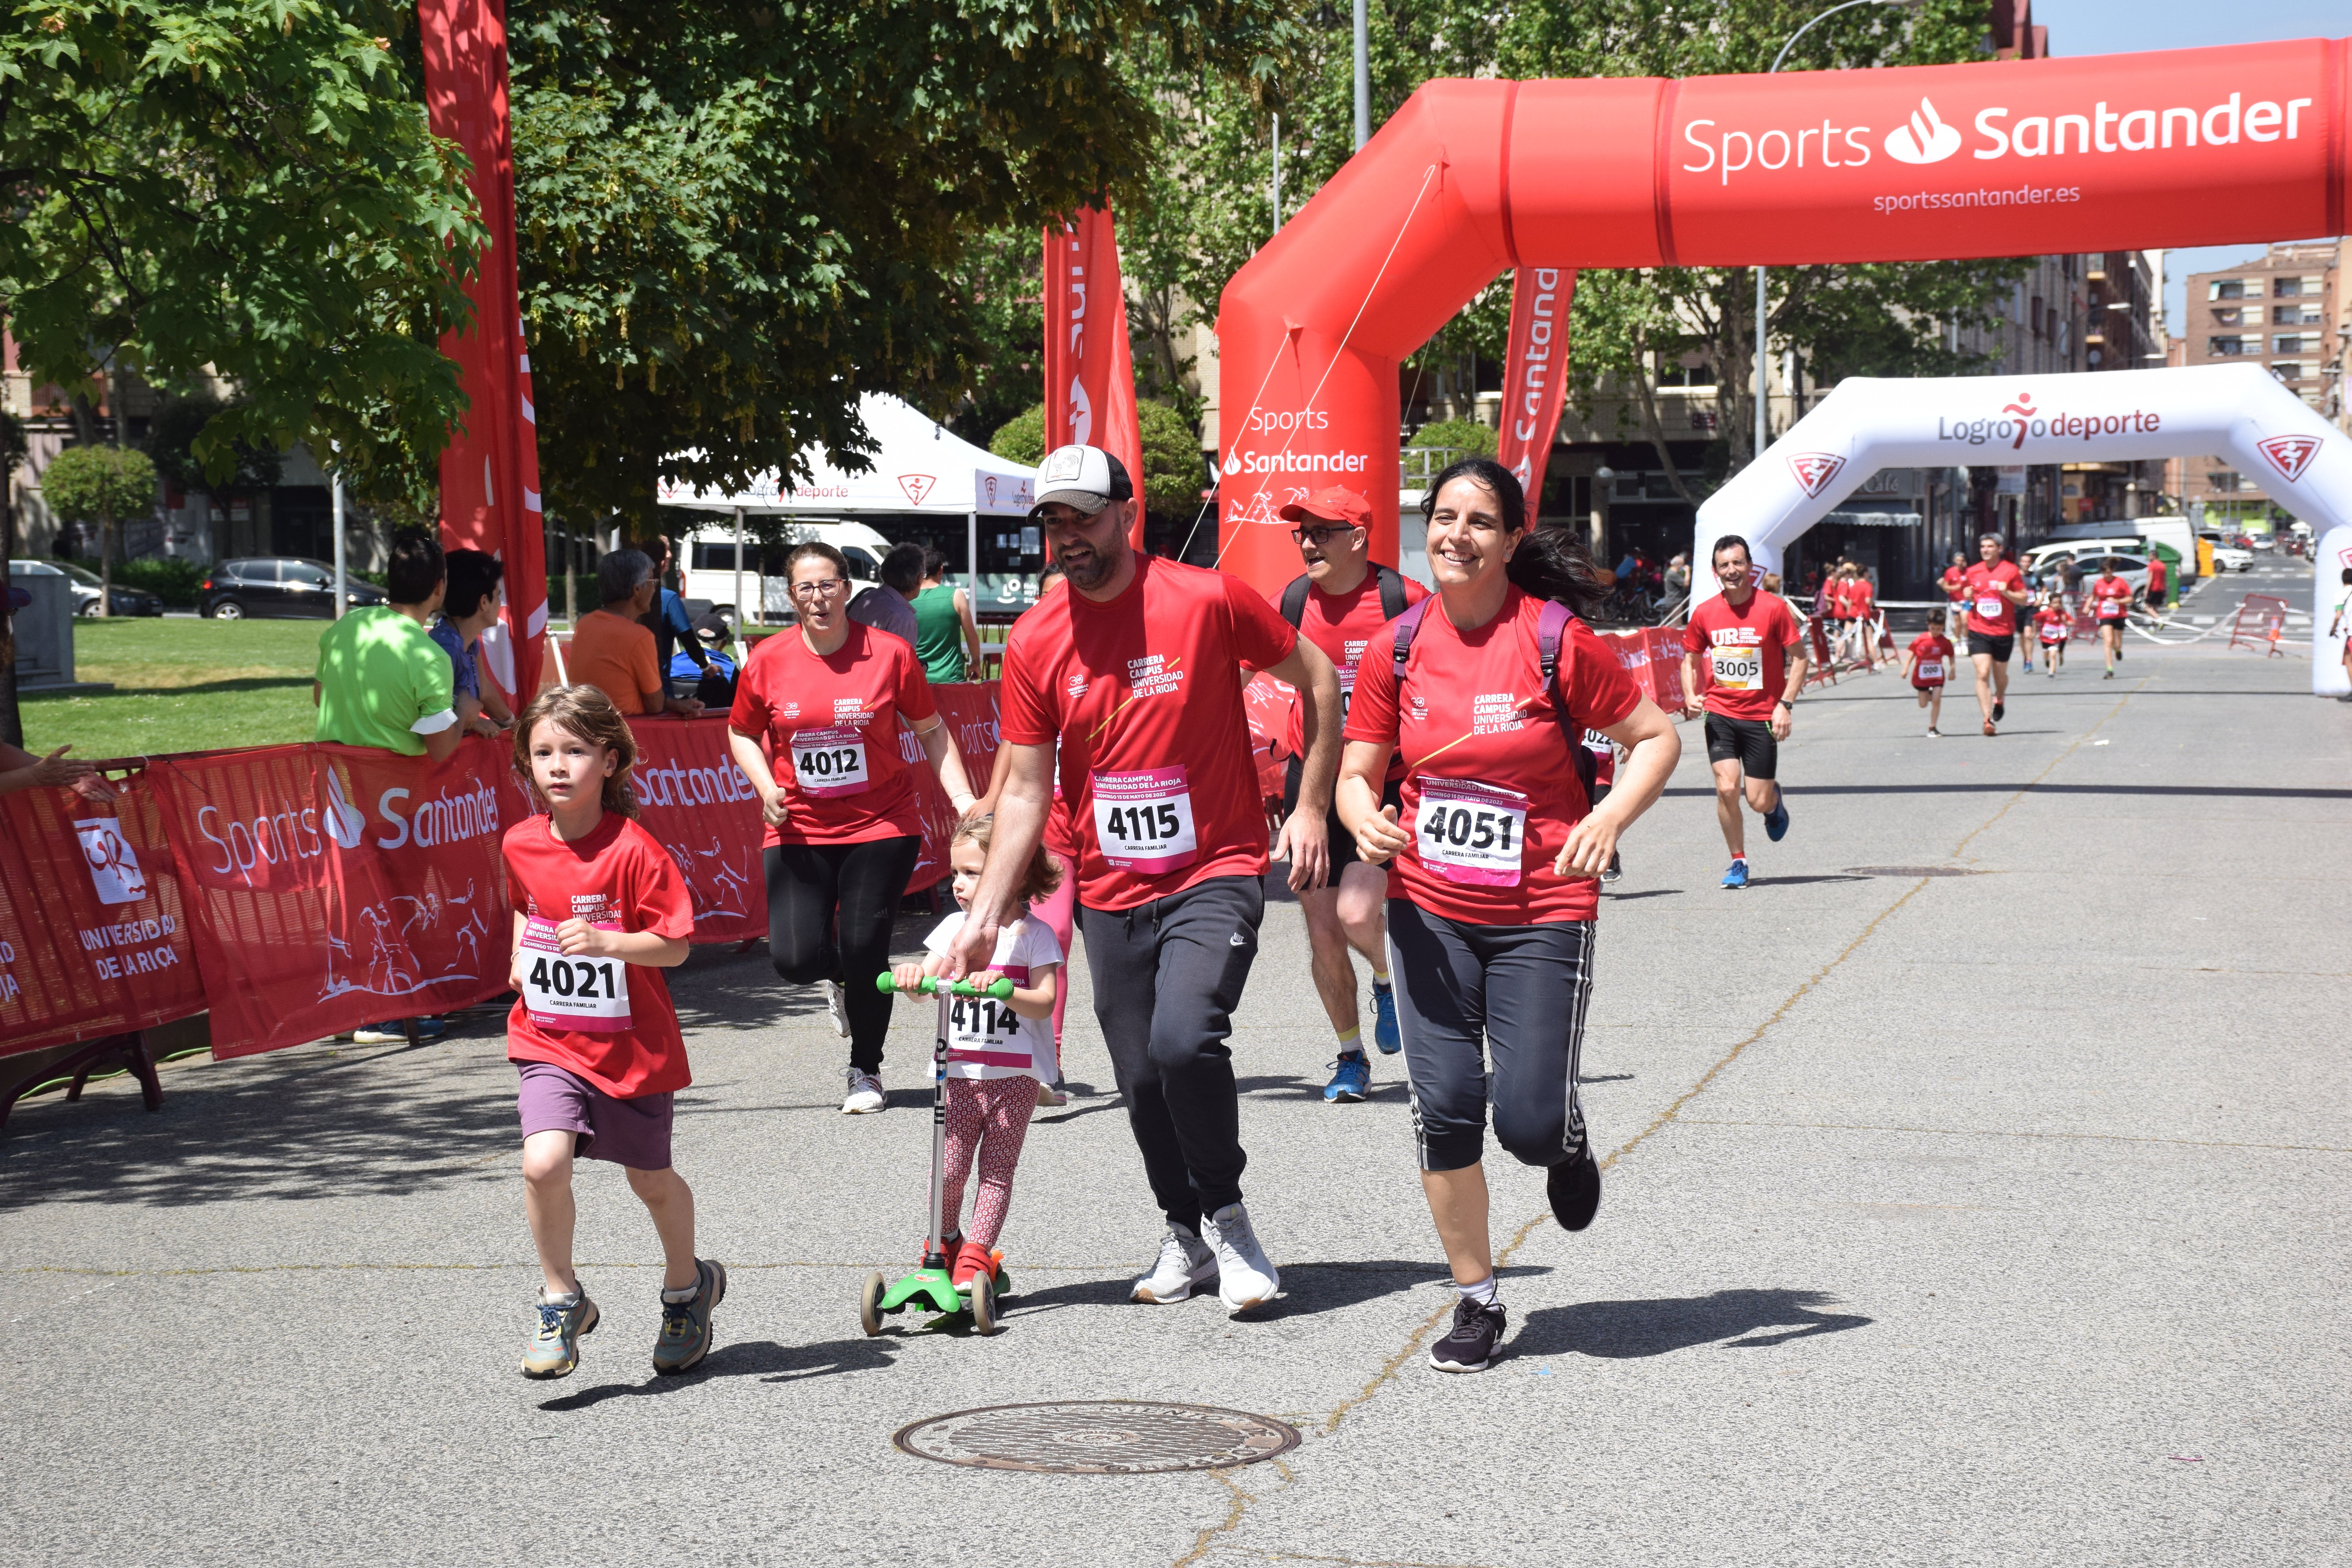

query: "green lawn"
left=23, top=615, right=331, bottom=762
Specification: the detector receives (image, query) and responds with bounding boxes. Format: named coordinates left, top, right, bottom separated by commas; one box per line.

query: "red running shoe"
left=953, top=1240, right=997, bottom=1291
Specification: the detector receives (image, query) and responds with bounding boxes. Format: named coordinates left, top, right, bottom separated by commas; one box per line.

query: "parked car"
left=57, top=562, right=164, bottom=617
left=200, top=558, right=387, bottom=620
left=2210, top=543, right=2254, bottom=572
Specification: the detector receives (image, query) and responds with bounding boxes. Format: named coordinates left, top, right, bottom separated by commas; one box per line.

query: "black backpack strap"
left=1536, top=600, right=1597, bottom=802
left=1388, top=595, right=1435, bottom=690
left=1376, top=565, right=1408, bottom=622
left=1279, top=574, right=1312, bottom=628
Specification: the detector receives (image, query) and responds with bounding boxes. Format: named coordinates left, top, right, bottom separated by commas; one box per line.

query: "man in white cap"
left=946, top=443, right=1343, bottom=1314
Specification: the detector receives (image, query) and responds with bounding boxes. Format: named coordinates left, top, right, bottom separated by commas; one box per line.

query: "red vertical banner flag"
left=1496, top=269, right=1575, bottom=512
left=420, top=0, right=549, bottom=704
left=1042, top=209, right=1147, bottom=546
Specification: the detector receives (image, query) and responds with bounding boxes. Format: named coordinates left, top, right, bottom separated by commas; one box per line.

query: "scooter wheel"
left=859, top=1270, right=886, bottom=1337
left=968, top=1270, right=996, bottom=1336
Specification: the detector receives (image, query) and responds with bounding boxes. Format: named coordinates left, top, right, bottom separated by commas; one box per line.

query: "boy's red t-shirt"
left=1907, top=632, right=1953, bottom=687
left=503, top=813, right=697, bottom=1098
left=2036, top=606, right=2071, bottom=641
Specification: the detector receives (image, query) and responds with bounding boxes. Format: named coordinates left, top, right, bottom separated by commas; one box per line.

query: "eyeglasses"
left=791, top=578, right=848, bottom=600
left=1290, top=524, right=1362, bottom=548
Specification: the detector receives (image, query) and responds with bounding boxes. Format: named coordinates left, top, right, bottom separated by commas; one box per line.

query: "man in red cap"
left=1270, top=486, right=1427, bottom=1105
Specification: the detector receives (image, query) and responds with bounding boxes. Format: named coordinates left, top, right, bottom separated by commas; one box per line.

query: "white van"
left=678, top=519, right=896, bottom=623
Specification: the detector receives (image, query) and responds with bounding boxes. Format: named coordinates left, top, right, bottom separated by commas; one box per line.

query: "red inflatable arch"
left=1214, top=38, right=2352, bottom=593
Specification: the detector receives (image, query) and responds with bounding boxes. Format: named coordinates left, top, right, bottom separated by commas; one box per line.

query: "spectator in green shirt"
left=314, top=530, right=463, bottom=762
left=911, top=546, right=982, bottom=684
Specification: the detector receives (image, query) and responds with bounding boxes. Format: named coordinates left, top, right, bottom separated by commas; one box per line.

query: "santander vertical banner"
left=1043, top=209, right=1147, bottom=545
left=1497, top=269, right=1575, bottom=508
left=419, top=0, right=549, bottom=702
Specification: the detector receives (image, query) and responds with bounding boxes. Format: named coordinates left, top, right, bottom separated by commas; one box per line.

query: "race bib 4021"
left=519, top=916, right=632, bottom=1034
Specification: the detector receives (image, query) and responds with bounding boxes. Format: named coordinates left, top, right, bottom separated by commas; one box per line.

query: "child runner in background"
left=894, top=815, right=1064, bottom=1292
left=1582, top=727, right=1624, bottom=883
left=2090, top=557, right=2132, bottom=678
left=1903, top=619, right=1953, bottom=737
left=2034, top=594, right=2071, bottom=677
left=505, top=686, right=722, bottom=1381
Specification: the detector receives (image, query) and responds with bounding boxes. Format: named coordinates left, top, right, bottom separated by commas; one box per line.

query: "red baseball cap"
left=1276, top=487, right=1373, bottom=530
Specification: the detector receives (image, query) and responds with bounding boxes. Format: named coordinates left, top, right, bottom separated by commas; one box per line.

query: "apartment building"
left=2178, top=240, right=2344, bottom=519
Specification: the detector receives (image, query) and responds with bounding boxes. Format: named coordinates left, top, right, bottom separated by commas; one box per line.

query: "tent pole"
left=966, top=510, right=980, bottom=670
left=732, top=505, right=746, bottom=630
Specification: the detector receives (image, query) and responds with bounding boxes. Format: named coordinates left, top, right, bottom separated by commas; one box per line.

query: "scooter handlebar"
left=874, top=973, right=1015, bottom=1000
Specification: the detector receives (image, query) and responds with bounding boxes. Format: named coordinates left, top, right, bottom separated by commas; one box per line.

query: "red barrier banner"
left=0, top=781, right=206, bottom=1059
left=148, top=740, right=532, bottom=1059
left=622, top=717, right=767, bottom=944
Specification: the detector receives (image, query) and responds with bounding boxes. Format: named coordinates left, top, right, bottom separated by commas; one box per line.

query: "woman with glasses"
left=728, top=543, right=979, bottom=1112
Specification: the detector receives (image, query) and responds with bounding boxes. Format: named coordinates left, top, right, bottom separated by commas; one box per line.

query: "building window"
left=2273, top=335, right=2307, bottom=354
left=1653, top=354, right=1713, bottom=389
left=2269, top=360, right=2316, bottom=383
left=2207, top=279, right=2247, bottom=300
left=2274, top=305, right=2322, bottom=325
left=2212, top=307, right=2241, bottom=326
left=2030, top=295, right=2045, bottom=337
left=2207, top=336, right=2248, bottom=356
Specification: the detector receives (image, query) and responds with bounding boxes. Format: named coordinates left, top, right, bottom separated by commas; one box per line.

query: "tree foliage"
left=989, top=398, right=1204, bottom=526
left=40, top=443, right=155, bottom=615
left=0, top=0, right=486, bottom=491
left=147, top=393, right=281, bottom=501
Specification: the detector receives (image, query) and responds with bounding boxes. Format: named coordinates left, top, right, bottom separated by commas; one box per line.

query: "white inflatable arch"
left=1691, top=365, right=2352, bottom=696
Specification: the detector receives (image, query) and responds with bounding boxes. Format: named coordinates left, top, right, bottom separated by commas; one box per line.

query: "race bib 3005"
left=519, top=916, right=632, bottom=1034
left=1709, top=643, right=1763, bottom=690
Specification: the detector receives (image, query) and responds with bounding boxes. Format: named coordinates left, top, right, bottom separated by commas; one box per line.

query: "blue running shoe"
left=1721, top=859, right=1749, bottom=890
left=1371, top=986, right=1402, bottom=1055
left=1323, top=1053, right=1371, bottom=1103
left=1764, top=797, right=1790, bottom=842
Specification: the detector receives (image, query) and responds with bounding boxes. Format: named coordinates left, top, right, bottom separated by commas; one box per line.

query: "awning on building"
left=1818, top=510, right=1923, bottom=528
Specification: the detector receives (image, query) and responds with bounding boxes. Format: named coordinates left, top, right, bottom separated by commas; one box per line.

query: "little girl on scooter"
left=891, top=815, right=1063, bottom=1292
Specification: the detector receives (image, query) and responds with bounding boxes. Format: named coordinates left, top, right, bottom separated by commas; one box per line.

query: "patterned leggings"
left=940, top=1076, right=1038, bottom=1249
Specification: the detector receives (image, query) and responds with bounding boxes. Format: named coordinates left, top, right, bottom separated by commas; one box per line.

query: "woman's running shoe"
left=1372, top=985, right=1402, bottom=1054
left=1548, top=1143, right=1602, bottom=1231
left=521, top=1288, right=598, bottom=1379
left=1721, top=859, right=1749, bottom=890
left=1323, top=1053, right=1371, bottom=1103
left=652, top=1259, right=726, bottom=1375
left=841, top=1068, right=885, bottom=1114
left=1428, top=1296, right=1508, bottom=1373
left=821, top=979, right=851, bottom=1038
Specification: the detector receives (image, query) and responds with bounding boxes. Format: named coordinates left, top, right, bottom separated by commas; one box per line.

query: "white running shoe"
left=1200, top=1202, right=1280, bottom=1314
left=1130, top=1223, right=1216, bottom=1304
left=821, top=979, right=851, bottom=1038
left=840, top=1069, right=884, bottom=1114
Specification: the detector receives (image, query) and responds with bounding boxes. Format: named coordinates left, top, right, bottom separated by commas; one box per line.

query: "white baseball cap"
left=1031, top=443, right=1134, bottom=518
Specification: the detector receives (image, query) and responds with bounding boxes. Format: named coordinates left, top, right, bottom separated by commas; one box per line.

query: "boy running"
left=1902, top=619, right=1953, bottom=736
left=506, top=686, right=722, bottom=1379
left=2034, top=595, right=2071, bottom=677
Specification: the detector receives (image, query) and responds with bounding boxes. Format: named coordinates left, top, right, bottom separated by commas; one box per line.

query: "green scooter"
left=858, top=972, right=1018, bottom=1336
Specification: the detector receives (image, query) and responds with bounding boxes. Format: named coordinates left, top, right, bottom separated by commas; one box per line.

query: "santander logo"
left=2256, top=434, right=2321, bottom=483
left=1884, top=98, right=1962, bottom=164
left=1787, top=452, right=1847, bottom=498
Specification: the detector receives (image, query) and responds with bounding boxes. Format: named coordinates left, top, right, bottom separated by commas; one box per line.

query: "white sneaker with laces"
left=821, top=980, right=851, bottom=1038
left=1130, top=1224, right=1216, bottom=1304
left=840, top=1069, right=884, bottom=1114
left=1200, top=1201, right=1280, bottom=1313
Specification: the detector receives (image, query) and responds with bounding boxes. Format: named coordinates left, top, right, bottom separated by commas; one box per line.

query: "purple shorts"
left=515, top=1061, right=675, bottom=1170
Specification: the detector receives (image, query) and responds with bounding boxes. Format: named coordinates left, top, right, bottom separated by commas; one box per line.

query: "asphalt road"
left=4, top=600, right=2347, bottom=1568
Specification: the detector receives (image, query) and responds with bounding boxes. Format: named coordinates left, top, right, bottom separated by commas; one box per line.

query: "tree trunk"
left=1, top=478, right=20, bottom=748
left=97, top=509, right=114, bottom=617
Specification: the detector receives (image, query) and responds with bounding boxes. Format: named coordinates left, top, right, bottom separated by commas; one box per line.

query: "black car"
left=58, top=562, right=165, bottom=617
left=201, top=558, right=388, bottom=620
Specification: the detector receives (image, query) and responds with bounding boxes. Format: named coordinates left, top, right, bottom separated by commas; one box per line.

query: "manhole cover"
left=1844, top=865, right=1982, bottom=878
left=892, top=1400, right=1300, bottom=1474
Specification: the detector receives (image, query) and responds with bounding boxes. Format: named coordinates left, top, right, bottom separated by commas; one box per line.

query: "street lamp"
left=1755, top=0, right=1922, bottom=462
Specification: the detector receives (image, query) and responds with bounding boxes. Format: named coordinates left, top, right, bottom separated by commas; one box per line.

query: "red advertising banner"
left=623, top=717, right=767, bottom=945
left=419, top=0, right=550, bottom=703
left=1497, top=269, right=1575, bottom=507
left=0, top=782, right=206, bottom=1059
left=1043, top=208, right=1146, bottom=544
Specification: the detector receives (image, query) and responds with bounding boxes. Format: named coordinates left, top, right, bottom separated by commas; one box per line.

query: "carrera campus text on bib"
left=519, top=916, right=632, bottom=1034
left=1415, top=778, right=1530, bottom=887
left=1092, top=765, right=1198, bottom=873
left=788, top=724, right=870, bottom=796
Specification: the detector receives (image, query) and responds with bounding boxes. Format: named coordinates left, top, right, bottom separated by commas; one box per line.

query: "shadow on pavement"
left=1514, top=1287, right=1871, bottom=1359
left=536, top=1335, right=901, bottom=1411
left=1252, top=1258, right=1551, bottom=1322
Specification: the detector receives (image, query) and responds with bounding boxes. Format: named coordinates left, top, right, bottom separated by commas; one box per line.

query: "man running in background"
left=1961, top=532, right=2029, bottom=737
left=1269, top=486, right=1426, bottom=1104
left=1940, top=551, right=1970, bottom=641
left=1681, top=535, right=1807, bottom=890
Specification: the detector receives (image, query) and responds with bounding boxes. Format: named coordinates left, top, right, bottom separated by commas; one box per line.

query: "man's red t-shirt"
left=503, top=813, right=697, bottom=1098
left=729, top=621, right=938, bottom=846
left=1963, top=561, right=2025, bottom=636
left=2036, top=606, right=2071, bottom=643
left=1346, top=588, right=1641, bottom=926
left=1270, top=570, right=1428, bottom=773
left=2146, top=557, right=2168, bottom=594
left=2091, top=576, right=2131, bottom=621
left=1683, top=590, right=1800, bottom=722
left=1000, top=555, right=1297, bottom=911
left=1907, top=632, right=1953, bottom=688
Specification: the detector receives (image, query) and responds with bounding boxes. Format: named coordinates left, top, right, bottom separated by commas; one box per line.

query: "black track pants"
left=1079, top=875, right=1264, bottom=1232
left=1384, top=899, right=1594, bottom=1173
left=764, top=836, right=922, bottom=1072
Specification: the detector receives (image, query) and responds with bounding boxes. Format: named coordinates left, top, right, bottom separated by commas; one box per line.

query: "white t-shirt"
left=920, top=911, right=1064, bottom=1081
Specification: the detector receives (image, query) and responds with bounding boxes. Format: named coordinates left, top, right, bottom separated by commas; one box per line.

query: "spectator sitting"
left=847, top=540, right=924, bottom=646
left=635, top=535, right=711, bottom=696
left=432, top=547, right=515, bottom=739
left=570, top=549, right=705, bottom=719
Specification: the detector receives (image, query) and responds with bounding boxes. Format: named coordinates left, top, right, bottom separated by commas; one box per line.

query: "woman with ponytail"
left=1335, top=456, right=1680, bottom=1373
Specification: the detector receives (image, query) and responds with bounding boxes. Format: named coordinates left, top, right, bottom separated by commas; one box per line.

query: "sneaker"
left=1721, top=859, right=1749, bottom=890
left=1601, top=851, right=1622, bottom=883
left=820, top=979, right=850, bottom=1038
left=1323, top=1053, right=1371, bottom=1103
left=1034, top=1078, right=1070, bottom=1108
left=652, top=1259, right=726, bottom=1374
left=841, top=1068, right=884, bottom=1114
left=951, top=1240, right=996, bottom=1292
left=1763, top=798, right=1789, bottom=842
left=1547, top=1143, right=1602, bottom=1231
left=1428, top=1296, right=1507, bottom=1373
left=520, top=1287, right=599, bottom=1379
left=1983, top=719, right=1998, bottom=736
left=1926, top=726, right=1940, bottom=737
left=1200, top=1201, right=1280, bottom=1314
left=354, top=1016, right=446, bottom=1045
left=1371, top=986, right=1402, bottom=1054
left=1131, top=1223, right=1216, bottom=1304
left=1991, top=700, right=2005, bottom=722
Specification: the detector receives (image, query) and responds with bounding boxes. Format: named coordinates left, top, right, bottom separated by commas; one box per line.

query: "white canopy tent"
left=657, top=392, right=1039, bottom=620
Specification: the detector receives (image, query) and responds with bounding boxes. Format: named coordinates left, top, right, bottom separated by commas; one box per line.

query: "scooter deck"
left=874, top=1260, right=1017, bottom=1318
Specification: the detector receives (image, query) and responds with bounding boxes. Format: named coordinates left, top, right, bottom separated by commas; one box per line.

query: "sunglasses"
left=1291, top=524, right=1363, bottom=548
